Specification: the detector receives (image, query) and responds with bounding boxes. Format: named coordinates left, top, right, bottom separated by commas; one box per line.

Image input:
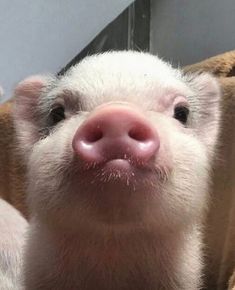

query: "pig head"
left=14, top=52, right=220, bottom=228
left=13, top=51, right=220, bottom=290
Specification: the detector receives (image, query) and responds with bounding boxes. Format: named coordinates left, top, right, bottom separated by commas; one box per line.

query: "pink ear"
left=188, top=73, right=221, bottom=157
left=13, top=75, right=50, bottom=155
left=14, top=74, right=56, bottom=155
left=14, top=75, right=49, bottom=122
left=15, top=75, right=46, bottom=98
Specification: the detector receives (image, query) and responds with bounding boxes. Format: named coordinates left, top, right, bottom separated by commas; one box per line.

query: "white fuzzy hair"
left=0, top=199, right=28, bottom=290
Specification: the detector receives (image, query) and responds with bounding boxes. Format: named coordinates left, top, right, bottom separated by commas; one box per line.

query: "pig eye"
left=174, top=106, right=189, bottom=124
left=49, top=106, right=65, bottom=125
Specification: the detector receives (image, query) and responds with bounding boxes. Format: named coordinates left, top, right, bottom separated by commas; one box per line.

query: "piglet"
left=14, top=51, right=220, bottom=290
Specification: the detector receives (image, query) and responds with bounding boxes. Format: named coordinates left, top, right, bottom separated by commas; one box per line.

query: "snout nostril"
left=128, top=126, right=149, bottom=142
left=86, top=127, right=103, bottom=143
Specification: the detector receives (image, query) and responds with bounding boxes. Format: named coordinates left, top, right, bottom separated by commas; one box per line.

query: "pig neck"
left=31, top=219, right=201, bottom=290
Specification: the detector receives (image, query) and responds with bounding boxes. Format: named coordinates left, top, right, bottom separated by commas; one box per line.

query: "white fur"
left=14, top=51, right=220, bottom=290
left=0, top=199, right=28, bottom=290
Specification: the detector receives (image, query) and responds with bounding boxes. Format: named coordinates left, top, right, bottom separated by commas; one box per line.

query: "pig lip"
left=91, top=157, right=155, bottom=182
left=100, top=157, right=153, bottom=175
left=105, top=159, right=131, bottom=171
left=80, top=156, right=155, bottom=174
left=74, top=155, right=161, bottom=184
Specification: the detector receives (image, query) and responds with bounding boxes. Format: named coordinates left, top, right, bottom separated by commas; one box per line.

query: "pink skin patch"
left=14, top=76, right=46, bottom=121
left=15, top=76, right=45, bottom=98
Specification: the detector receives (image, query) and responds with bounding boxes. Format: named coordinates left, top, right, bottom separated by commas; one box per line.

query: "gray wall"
left=150, top=0, right=235, bottom=66
left=0, top=0, right=133, bottom=101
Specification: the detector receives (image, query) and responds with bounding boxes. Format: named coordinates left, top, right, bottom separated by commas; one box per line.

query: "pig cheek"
left=26, top=119, right=93, bottom=220
left=147, top=115, right=209, bottom=227
left=162, top=134, right=209, bottom=225
left=26, top=138, right=74, bottom=215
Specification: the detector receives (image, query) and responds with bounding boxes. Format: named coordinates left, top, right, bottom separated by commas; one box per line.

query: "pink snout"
left=72, top=105, right=160, bottom=166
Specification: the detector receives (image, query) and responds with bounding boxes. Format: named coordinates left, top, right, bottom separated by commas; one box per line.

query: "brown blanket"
left=0, top=100, right=27, bottom=216
left=1, top=51, right=235, bottom=289
left=186, top=51, right=235, bottom=290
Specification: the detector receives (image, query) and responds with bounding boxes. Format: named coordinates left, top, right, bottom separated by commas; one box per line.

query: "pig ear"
left=14, top=75, right=54, bottom=155
left=187, top=73, right=221, bottom=156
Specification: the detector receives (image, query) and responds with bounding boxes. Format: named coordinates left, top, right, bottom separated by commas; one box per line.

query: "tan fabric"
left=185, top=50, right=235, bottom=77
left=229, top=270, right=235, bottom=290
left=185, top=51, right=235, bottom=290
left=0, top=101, right=27, bottom=217
left=0, top=50, right=235, bottom=289
left=206, top=78, right=235, bottom=290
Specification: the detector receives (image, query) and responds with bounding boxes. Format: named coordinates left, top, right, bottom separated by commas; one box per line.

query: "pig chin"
left=66, top=154, right=169, bottom=224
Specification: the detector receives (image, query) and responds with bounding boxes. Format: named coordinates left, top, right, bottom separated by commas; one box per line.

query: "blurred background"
left=0, top=0, right=235, bottom=101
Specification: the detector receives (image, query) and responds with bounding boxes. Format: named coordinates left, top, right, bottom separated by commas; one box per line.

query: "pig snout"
left=72, top=105, right=160, bottom=166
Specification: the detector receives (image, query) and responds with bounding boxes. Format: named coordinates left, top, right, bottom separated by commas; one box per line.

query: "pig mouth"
left=99, top=158, right=138, bottom=182
left=104, top=158, right=132, bottom=171
left=79, top=153, right=155, bottom=171
left=102, top=159, right=167, bottom=183
left=73, top=155, right=168, bottom=187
